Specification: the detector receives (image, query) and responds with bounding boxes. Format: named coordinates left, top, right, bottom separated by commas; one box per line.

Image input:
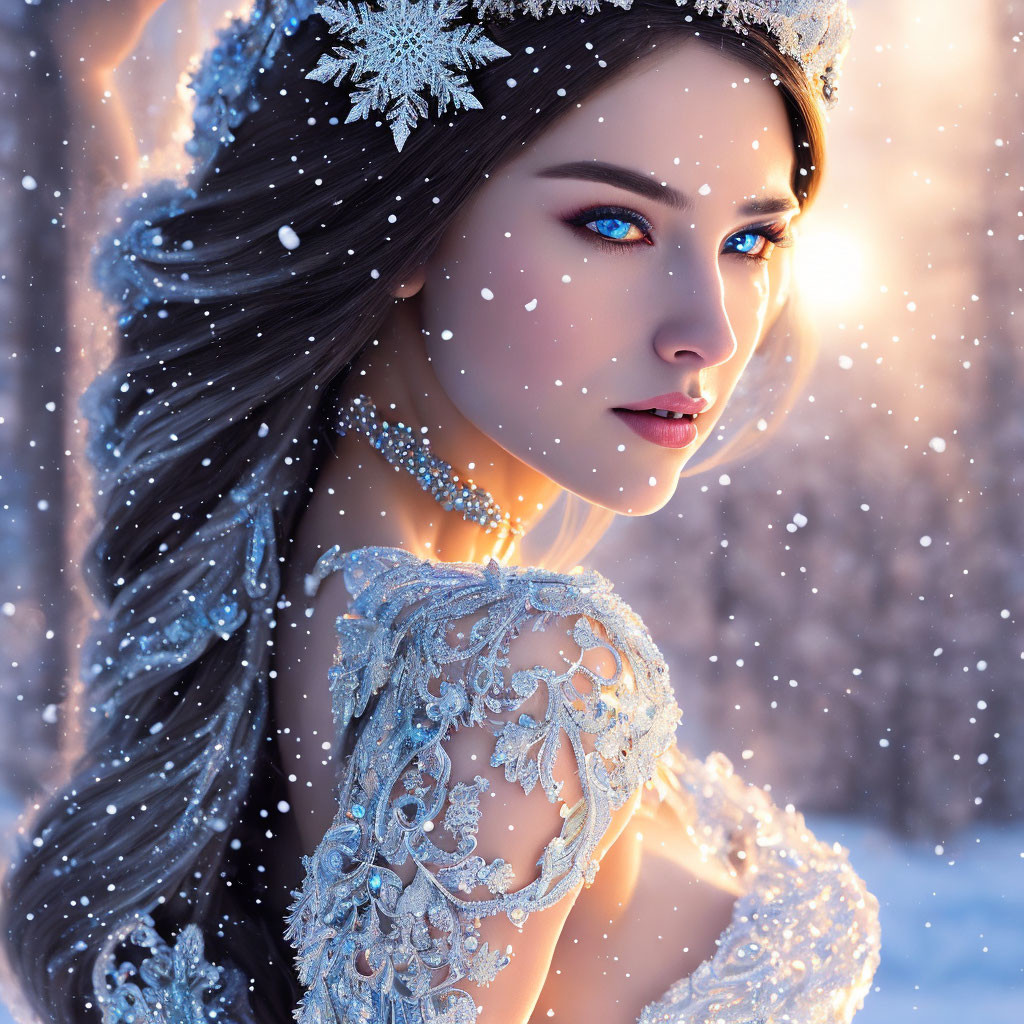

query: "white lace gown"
left=95, top=545, right=881, bottom=1024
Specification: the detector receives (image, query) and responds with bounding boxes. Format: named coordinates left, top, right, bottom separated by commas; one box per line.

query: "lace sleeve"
left=285, top=547, right=681, bottom=1024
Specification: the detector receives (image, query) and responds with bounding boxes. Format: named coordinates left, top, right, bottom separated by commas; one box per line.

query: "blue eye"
left=593, top=218, right=634, bottom=240
left=723, top=223, right=794, bottom=264
left=563, top=206, right=792, bottom=260
left=725, top=231, right=767, bottom=256
left=564, top=205, right=654, bottom=250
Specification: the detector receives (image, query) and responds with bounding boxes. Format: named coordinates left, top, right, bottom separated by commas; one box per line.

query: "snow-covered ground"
left=0, top=799, right=1020, bottom=1022
left=806, top=815, right=1024, bottom=1023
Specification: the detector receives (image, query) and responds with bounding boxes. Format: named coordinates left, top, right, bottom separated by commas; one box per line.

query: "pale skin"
left=272, top=38, right=801, bottom=1024
left=49, top=3, right=800, bottom=1017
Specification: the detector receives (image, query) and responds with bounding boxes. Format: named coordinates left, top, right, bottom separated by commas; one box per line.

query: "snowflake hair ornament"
left=181, top=0, right=851, bottom=164
left=306, top=0, right=513, bottom=152
left=304, top=0, right=855, bottom=150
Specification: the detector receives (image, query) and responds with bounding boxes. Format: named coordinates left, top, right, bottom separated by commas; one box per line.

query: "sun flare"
left=794, top=228, right=868, bottom=313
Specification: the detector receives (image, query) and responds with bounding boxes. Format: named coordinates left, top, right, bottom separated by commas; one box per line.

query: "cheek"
left=423, top=229, right=615, bottom=404
left=766, top=247, right=794, bottom=325
left=722, top=263, right=772, bottom=353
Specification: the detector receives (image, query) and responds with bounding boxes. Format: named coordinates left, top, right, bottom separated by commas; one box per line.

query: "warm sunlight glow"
left=794, top=229, right=868, bottom=313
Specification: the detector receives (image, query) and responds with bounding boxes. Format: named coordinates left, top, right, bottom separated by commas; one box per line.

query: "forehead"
left=511, top=38, right=797, bottom=207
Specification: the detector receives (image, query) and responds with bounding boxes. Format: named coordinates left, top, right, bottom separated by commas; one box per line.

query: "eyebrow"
left=536, top=160, right=800, bottom=217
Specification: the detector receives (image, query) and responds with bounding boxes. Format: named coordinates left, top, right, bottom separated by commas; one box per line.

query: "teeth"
left=649, top=408, right=686, bottom=419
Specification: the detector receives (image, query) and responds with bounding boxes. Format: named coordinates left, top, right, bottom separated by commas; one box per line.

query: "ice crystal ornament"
left=676, top=0, right=853, bottom=104
left=186, top=0, right=318, bottom=176
left=306, top=0, right=512, bottom=150
left=302, top=0, right=852, bottom=149
left=92, top=915, right=241, bottom=1024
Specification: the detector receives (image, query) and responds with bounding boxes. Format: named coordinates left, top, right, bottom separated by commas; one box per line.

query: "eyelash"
left=562, top=203, right=795, bottom=264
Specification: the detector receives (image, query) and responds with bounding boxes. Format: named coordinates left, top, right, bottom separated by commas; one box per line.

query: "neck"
left=314, top=298, right=563, bottom=566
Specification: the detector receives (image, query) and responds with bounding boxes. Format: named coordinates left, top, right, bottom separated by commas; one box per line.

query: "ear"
left=391, top=266, right=427, bottom=299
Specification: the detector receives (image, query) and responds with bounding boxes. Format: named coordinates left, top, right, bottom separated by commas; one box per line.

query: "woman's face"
left=414, top=38, right=799, bottom=515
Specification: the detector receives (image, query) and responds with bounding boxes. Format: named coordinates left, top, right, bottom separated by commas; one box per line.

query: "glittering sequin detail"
left=335, top=395, right=525, bottom=539
left=637, top=744, right=881, bottom=1023
left=186, top=0, right=318, bottom=176
left=92, top=914, right=252, bottom=1024
left=91, top=547, right=879, bottom=1024
left=305, top=0, right=852, bottom=149
left=285, top=545, right=681, bottom=1024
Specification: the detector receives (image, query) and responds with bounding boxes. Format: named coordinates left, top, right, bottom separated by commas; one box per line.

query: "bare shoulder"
left=280, top=557, right=661, bottom=1024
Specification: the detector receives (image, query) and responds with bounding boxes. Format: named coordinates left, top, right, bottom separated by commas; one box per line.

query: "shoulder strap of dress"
left=302, top=544, right=420, bottom=602
left=302, top=544, right=615, bottom=616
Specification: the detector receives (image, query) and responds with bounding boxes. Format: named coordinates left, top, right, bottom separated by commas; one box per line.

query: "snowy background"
left=2, top=0, right=1022, bottom=1020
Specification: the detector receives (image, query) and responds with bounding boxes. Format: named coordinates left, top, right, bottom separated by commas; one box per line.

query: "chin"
left=617, top=489, right=678, bottom=517
left=557, top=473, right=681, bottom=518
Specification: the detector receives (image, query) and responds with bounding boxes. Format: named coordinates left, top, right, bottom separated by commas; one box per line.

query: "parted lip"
left=614, top=392, right=711, bottom=415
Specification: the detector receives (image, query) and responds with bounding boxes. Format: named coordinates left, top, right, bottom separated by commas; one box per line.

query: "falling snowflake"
left=307, top=0, right=511, bottom=150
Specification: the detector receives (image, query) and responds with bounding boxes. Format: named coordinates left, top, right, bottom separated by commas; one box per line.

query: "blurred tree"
left=0, top=0, right=71, bottom=794
left=971, top=0, right=1023, bottom=820
left=0, top=0, right=189, bottom=795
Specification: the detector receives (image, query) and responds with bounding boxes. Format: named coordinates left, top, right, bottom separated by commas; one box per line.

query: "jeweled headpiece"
left=188, top=0, right=853, bottom=163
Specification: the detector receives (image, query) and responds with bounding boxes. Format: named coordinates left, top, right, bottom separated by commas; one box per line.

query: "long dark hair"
left=2, top=4, right=826, bottom=1022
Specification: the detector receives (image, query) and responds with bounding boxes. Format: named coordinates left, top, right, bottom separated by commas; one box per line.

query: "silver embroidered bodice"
left=93, top=546, right=880, bottom=1024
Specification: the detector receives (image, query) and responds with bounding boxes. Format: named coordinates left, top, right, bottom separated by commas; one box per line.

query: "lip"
left=616, top=392, right=711, bottom=415
left=613, top=408, right=699, bottom=449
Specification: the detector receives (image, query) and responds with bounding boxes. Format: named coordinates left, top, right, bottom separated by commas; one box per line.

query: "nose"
left=650, top=257, right=738, bottom=369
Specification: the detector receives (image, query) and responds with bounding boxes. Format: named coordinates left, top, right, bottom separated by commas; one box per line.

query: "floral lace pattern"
left=284, top=546, right=681, bottom=1024
left=637, top=745, right=881, bottom=1022
left=92, top=547, right=880, bottom=1024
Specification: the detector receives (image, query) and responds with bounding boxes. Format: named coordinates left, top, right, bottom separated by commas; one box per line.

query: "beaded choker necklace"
left=335, top=395, right=525, bottom=541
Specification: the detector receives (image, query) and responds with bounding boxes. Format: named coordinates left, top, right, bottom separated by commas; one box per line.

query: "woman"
left=2, top=2, right=880, bottom=1023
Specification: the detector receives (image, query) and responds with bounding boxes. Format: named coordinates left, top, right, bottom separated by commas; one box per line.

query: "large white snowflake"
left=306, top=0, right=511, bottom=151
